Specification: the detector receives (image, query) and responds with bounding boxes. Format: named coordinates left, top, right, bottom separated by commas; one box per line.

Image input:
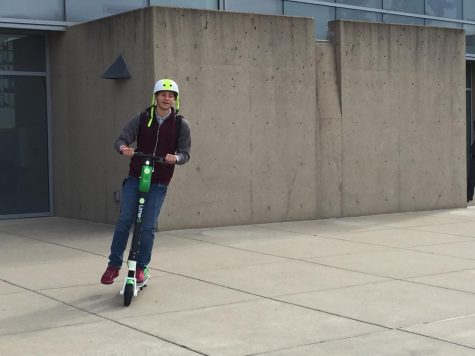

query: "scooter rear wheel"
left=124, top=284, right=134, bottom=306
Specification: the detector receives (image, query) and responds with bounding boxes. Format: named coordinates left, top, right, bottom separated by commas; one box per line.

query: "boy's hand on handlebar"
left=165, top=154, right=178, bottom=164
left=120, top=146, right=135, bottom=157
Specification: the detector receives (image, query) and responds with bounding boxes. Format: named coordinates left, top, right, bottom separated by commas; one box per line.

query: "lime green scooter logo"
left=137, top=198, right=145, bottom=223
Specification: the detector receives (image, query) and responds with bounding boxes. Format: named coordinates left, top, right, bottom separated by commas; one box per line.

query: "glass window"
left=150, top=0, right=218, bottom=10
left=0, top=75, right=49, bottom=215
left=463, top=0, right=475, bottom=21
left=425, top=19, right=462, bottom=28
left=0, top=34, right=45, bottom=72
left=383, top=14, right=424, bottom=25
left=383, top=0, right=424, bottom=14
left=467, top=62, right=472, bottom=89
left=467, top=87, right=472, bottom=175
left=284, top=1, right=336, bottom=40
left=225, top=0, right=282, bottom=15
left=66, top=0, right=148, bottom=22
left=337, top=9, right=382, bottom=22
left=0, top=0, right=64, bottom=21
left=425, top=0, right=462, bottom=19
left=465, top=24, right=475, bottom=55
left=336, top=0, right=382, bottom=22
left=336, top=0, right=382, bottom=9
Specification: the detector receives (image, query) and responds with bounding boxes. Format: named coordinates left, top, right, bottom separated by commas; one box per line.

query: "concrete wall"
left=50, top=7, right=317, bottom=229
left=50, top=8, right=466, bottom=231
left=322, top=21, right=466, bottom=217
left=151, top=9, right=317, bottom=229
left=315, top=41, right=343, bottom=217
left=50, top=8, right=155, bottom=223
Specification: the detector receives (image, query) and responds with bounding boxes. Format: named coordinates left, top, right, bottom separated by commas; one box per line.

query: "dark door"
left=0, top=33, right=50, bottom=217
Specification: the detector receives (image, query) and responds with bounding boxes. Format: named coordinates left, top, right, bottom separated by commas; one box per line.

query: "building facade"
left=0, top=1, right=471, bottom=229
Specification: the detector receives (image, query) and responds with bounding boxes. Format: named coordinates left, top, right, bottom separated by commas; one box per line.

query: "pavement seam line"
left=0, top=320, right=104, bottom=338
left=258, top=224, right=475, bottom=248
left=154, top=268, right=392, bottom=330
left=162, top=232, right=475, bottom=291
left=6, top=222, right=475, bottom=352
left=151, top=267, right=475, bottom=351
left=244, top=330, right=387, bottom=356
left=7, top=226, right=475, bottom=285
left=0, top=277, right=209, bottom=356
left=396, top=329, right=475, bottom=351
left=6, top=227, right=475, bottom=298
left=250, top=222, right=475, bottom=239
left=152, top=269, right=475, bottom=352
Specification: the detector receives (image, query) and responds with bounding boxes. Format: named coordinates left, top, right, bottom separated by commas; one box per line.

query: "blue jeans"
left=108, top=176, right=167, bottom=268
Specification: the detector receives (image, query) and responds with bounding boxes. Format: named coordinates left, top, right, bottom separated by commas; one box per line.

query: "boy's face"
left=156, top=91, right=176, bottom=111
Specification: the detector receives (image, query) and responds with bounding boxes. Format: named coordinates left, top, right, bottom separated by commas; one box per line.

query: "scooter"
left=120, top=152, right=165, bottom=306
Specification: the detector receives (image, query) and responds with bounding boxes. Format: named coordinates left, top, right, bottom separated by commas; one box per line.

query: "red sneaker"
left=136, top=266, right=150, bottom=284
left=136, top=267, right=144, bottom=284
left=101, top=265, right=120, bottom=285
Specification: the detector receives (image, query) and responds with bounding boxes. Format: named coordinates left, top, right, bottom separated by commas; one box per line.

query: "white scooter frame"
left=120, top=153, right=163, bottom=306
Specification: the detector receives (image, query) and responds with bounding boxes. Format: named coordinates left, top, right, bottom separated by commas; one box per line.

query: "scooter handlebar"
left=133, top=152, right=166, bottom=164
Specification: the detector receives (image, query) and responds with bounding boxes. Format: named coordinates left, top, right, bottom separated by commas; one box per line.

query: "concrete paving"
left=2, top=208, right=475, bottom=355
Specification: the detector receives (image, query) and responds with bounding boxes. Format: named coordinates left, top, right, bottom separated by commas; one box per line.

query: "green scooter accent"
left=139, top=164, right=152, bottom=193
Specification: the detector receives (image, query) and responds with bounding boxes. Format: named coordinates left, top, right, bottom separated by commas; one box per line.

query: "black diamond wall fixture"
left=102, top=54, right=131, bottom=79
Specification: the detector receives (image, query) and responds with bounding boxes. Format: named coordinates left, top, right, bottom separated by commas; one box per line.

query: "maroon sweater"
left=128, top=108, right=178, bottom=185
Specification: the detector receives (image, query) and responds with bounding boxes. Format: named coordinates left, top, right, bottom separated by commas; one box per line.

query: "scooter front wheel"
left=123, top=284, right=134, bottom=306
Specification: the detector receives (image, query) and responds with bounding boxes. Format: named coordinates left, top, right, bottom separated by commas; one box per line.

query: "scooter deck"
left=136, top=275, right=150, bottom=289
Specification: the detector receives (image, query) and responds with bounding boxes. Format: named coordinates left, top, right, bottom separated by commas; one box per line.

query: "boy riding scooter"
left=101, top=78, right=191, bottom=291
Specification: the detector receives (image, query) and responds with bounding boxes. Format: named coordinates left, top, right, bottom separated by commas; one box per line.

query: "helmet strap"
left=147, top=94, right=155, bottom=127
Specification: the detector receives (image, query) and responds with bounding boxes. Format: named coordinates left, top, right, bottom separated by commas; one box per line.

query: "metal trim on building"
left=0, top=17, right=75, bottom=31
